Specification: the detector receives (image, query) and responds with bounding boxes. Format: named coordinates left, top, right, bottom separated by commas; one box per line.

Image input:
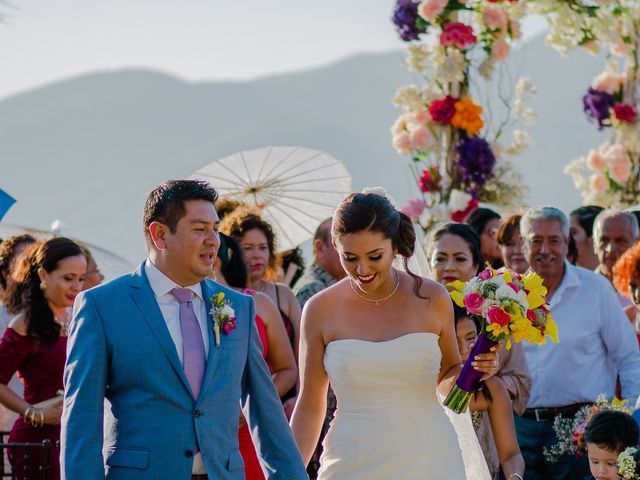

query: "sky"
left=0, top=0, right=548, bottom=101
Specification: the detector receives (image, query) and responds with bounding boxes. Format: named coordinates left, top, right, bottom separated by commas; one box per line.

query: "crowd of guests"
left=2, top=197, right=640, bottom=480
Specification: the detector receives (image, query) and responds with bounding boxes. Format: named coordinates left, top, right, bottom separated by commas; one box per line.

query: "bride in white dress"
left=290, top=191, right=496, bottom=479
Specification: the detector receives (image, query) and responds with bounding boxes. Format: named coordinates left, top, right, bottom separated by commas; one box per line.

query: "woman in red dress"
left=214, top=233, right=296, bottom=479
left=0, top=237, right=86, bottom=480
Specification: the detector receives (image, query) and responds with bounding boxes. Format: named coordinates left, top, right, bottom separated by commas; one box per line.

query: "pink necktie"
left=172, top=288, right=205, bottom=399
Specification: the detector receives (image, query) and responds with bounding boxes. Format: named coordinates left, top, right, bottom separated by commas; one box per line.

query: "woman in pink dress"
left=0, top=237, right=86, bottom=480
left=214, top=233, right=296, bottom=479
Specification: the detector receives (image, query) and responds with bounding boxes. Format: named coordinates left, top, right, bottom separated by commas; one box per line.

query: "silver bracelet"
left=508, top=474, right=523, bottom=480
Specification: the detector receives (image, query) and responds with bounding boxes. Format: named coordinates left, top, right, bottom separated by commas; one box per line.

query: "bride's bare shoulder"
left=302, top=280, right=347, bottom=316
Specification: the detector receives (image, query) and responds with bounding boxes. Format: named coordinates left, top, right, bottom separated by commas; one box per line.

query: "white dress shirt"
left=144, top=259, right=209, bottom=474
left=523, top=261, right=640, bottom=408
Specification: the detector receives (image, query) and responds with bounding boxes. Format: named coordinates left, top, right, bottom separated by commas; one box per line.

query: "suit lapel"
left=130, top=264, right=192, bottom=396
left=199, top=280, right=221, bottom=400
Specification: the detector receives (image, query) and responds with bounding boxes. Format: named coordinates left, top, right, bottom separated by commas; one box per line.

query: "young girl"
left=453, top=306, right=525, bottom=480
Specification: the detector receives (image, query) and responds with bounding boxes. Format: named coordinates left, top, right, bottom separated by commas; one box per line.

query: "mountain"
left=0, top=33, right=607, bottom=263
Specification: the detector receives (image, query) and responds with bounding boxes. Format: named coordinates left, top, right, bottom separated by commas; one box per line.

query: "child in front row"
left=584, top=410, right=639, bottom=480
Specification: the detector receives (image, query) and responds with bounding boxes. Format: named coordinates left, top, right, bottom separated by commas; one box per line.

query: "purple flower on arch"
left=583, top=88, right=614, bottom=130
left=456, top=136, right=496, bottom=188
left=392, top=0, right=426, bottom=41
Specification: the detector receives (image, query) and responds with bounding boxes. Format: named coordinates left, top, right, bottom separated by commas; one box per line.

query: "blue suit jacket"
left=61, top=263, right=307, bottom=479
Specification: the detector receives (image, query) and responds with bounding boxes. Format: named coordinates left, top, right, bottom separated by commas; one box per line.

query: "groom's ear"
left=149, top=221, right=169, bottom=250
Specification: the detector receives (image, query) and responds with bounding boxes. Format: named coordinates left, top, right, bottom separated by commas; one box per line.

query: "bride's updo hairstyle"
left=332, top=192, right=426, bottom=298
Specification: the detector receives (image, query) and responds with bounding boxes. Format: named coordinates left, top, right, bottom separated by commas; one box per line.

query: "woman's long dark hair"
left=217, top=233, right=249, bottom=289
left=5, top=237, right=84, bottom=344
left=332, top=192, right=426, bottom=298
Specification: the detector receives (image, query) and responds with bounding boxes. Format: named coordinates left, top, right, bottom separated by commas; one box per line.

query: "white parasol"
left=0, top=223, right=134, bottom=281
left=190, top=146, right=352, bottom=251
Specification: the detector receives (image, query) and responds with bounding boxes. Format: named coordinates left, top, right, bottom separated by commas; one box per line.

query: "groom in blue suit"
left=61, top=180, right=307, bottom=479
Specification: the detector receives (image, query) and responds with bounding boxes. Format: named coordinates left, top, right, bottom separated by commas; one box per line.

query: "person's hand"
left=471, top=346, right=500, bottom=381
left=42, top=400, right=63, bottom=425
left=283, top=397, right=297, bottom=420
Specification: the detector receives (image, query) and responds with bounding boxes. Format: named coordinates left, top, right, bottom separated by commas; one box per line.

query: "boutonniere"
left=210, top=292, right=236, bottom=347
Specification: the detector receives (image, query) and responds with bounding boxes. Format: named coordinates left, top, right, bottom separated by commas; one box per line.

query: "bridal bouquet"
left=543, top=396, right=632, bottom=462
left=444, top=267, right=559, bottom=413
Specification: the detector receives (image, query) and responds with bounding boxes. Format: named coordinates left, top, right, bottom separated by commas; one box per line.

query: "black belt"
left=521, top=403, right=590, bottom=422
left=191, top=476, right=207, bottom=480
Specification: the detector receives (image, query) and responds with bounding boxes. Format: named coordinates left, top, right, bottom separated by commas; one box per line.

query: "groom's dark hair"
left=143, top=180, right=218, bottom=243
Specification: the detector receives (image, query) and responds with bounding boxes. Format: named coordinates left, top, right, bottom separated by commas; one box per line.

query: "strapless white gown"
left=318, top=332, right=490, bottom=479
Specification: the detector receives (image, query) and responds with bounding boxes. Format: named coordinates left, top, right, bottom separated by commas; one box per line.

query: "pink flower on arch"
left=586, top=149, right=606, bottom=172
left=483, top=4, right=508, bottom=31
left=440, top=22, right=477, bottom=50
left=589, top=172, right=608, bottom=195
left=591, top=71, right=624, bottom=95
left=418, top=0, right=448, bottom=22
left=429, top=95, right=458, bottom=124
left=400, top=198, right=427, bottom=222
left=613, top=103, right=637, bottom=123
left=491, top=39, right=510, bottom=62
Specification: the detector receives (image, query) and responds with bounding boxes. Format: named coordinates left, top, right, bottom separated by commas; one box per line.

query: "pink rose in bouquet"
left=463, top=291, right=484, bottom=314
left=487, top=306, right=511, bottom=327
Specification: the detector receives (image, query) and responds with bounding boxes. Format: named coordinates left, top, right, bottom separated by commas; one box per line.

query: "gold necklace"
left=348, top=270, right=400, bottom=307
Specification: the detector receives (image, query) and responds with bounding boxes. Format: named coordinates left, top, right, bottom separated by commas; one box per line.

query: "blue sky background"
left=0, top=0, right=547, bottom=100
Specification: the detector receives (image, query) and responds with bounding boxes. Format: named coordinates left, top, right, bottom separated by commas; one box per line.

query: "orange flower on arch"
left=451, top=97, right=484, bottom=135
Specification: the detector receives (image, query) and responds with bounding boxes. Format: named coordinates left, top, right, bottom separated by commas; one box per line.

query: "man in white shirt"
left=515, top=206, right=640, bottom=480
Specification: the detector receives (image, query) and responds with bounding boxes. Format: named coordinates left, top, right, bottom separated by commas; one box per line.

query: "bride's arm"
left=290, top=296, right=329, bottom=466
left=432, top=285, right=463, bottom=394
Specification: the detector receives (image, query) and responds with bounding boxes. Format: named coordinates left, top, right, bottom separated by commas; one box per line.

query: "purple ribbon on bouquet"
left=456, top=333, right=498, bottom=392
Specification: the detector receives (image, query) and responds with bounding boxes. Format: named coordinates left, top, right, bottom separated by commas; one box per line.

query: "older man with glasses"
left=515, top=206, right=640, bottom=480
